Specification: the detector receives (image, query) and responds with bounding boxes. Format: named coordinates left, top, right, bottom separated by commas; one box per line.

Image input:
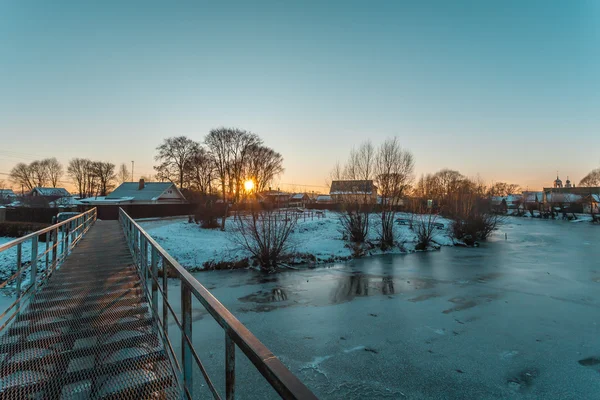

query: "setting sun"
left=244, top=180, right=255, bottom=192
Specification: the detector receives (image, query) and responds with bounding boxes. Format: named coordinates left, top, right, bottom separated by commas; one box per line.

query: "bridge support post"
left=226, top=332, right=236, bottom=399
left=31, top=236, right=38, bottom=291
left=162, top=256, right=169, bottom=339
left=151, top=247, right=158, bottom=316
left=52, top=227, right=58, bottom=268
left=182, top=284, right=193, bottom=397
left=15, top=243, right=22, bottom=312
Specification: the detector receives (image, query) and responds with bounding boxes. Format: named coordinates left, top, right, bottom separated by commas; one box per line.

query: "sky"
left=1, top=0, right=599, bottom=192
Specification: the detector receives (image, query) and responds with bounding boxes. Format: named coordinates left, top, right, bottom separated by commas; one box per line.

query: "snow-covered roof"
left=79, top=196, right=135, bottom=203
left=290, top=193, right=308, bottom=200
left=107, top=182, right=183, bottom=201
left=49, top=196, right=84, bottom=207
left=32, top=187, right=70, bottom=197
left=330, top=180, right=376, bottom=195
left=316, top=195, right=333, bottom=202
left=0, top=189, right=16, bottom=197
left=545, top=193, right=582, bottom=203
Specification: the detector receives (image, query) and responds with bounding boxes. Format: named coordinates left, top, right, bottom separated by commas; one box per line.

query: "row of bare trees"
left=9, top=158, right=63, bottom=191
left=155, top=129, right=284, bottom=198
left=154, top=129, right=284, bottom=230
left=67, top=159, right=124, bottom=198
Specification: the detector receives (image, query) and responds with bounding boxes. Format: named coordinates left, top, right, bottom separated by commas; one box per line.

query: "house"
left=329, top=180, right=378, bottom=203
left=29, top=187, right=70, bottom=201
left=260, top=190, right=291, bottom=206
left=25, top=187, right=71, bottom=207
left=315, top=194, right=334, bottom=204
left=491, top=194, right=523, bottom=212
left=289, top=193, right=311, bottom=208
left=0, top=189, right=16, bottom=205
left=49, top=196, right=84, bottom=208
left=582, top=194, right=600, bottom=214
left=80, top=180, right=186, bottom=205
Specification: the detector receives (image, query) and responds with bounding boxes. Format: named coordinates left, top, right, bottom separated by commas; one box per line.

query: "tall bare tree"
left=187, top=147, right=216, bottom=195
left=335, top=141, right=377, bottom=243
left=205, top=127, right=261, bottom=229
left=487, top=182, right=521, bottom=197
left=154, top=136, right=200, bottom=189
left=43, top=158, right=63, bottom=188
left=92, top=161, right=116, bottom=196
left=244, top=145, right=284, bottom=193
left=29, top=160, right=50, bottom=187
left=68, top=158, right=93, bottom=198
left=375, top=138, right=414, bottom=249
left=9, top=163, right=35, bottom=192
left=579, top=168, right=600, bottom=187
left=117, top=163, right=130, bottom=184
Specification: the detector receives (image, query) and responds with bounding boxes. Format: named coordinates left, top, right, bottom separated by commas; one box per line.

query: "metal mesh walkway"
left=0, top=221, right=180, bottom=399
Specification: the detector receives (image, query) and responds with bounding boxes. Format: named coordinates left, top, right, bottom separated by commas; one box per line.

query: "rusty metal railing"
left=118, top=208, right=317, bottom=400
left=0, top=208, right=97, bottom=332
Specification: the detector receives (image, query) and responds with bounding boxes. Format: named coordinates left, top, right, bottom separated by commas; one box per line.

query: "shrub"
left=194, top=204, right=221, bottom=229
left=411, top=212, right=438, bottom=250
left=230, top=208, right=297, bottom=271
left=451, top=212, right=501, bottom=246
left=338, top=202, right=372, bottom=243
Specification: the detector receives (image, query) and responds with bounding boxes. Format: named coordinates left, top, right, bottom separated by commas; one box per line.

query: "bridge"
left=0, top=208, right=317, bottom=399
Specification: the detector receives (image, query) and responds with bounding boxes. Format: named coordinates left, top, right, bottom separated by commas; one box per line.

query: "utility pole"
left=131, top=161, right=134, bottom=182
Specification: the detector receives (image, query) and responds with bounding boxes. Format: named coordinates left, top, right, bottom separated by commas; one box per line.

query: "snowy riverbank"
left=140, top=213, right=455, bottom=271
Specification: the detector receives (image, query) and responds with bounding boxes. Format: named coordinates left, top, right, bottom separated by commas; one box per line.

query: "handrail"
left=0, top=208, right=97, bottom=333
left=118, top=208, right=317, bottom=400
left=0, top=210, right=94, bottom=252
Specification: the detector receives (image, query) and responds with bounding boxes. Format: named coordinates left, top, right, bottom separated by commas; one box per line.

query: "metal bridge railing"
left=0, top=208, right=97, bottom=332
left=119, top=208, right=317, bottom=400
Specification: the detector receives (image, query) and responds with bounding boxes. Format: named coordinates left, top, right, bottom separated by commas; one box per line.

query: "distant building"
left=329, top=180, right=377, bottom=203
left=315, top=194, right=334, bottom=204
left=80, top=180, right=186, bottom=205
left=29, top=187, right=70, bottom=201
left=0, top=189, right=17, bottom=206
left=289, top=193, right=311, bottom=208
left=582, top=194, right=600, bottom=214
left=543, top=175, right=600, bottom=213
left=260, top=190, right=291, bottom=206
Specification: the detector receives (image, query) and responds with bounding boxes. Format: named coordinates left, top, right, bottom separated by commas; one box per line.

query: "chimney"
left=139, top=179, right=145, bottom=190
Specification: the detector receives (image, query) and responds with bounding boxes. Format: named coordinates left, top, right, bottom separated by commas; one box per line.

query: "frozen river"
left=163, top=218, right=600, bottom=399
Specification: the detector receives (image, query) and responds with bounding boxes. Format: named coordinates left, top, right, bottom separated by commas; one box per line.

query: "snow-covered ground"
left=140, top=213, right=455, bottom=270
left=0, top=234, right=66, bottom=283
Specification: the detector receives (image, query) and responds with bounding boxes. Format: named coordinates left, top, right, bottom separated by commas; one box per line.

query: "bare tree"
left=117, top=163, right=130, bottom=184
left=244, top=145, right=284, bottom=193
left=336, top=141, right=376, bottom=244
left=188, top=147, right=216, bottom=195
left=154, top=136, right=200, bottom=189
left=231, top=207, right=297, bottom=271
left=411, top=208, right=439, bottom=250
left=9, top=163, right=35, bottom=192
left=29, top=160, right=50, bottom=187
left=92, top=161, right=116, bottom=196
left=375, top=138, right=415, bottom=249
left=68, top=158, right=94, bottom=198
left=487, top=182, right=521, bottom=197
left=42, top=158, right=63, bottom=188
left=579, top=168, right=600, bottom=187
left=205, top=128, right=261, bottom=229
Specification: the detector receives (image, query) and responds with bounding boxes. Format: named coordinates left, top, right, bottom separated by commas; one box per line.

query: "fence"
left=4, top=207, right=63, bottom=224
left=90, top=203, right=197, bottom=220
left=118, top=208, right=317, bottom=400
left=0, top=208, right=97, bottom=332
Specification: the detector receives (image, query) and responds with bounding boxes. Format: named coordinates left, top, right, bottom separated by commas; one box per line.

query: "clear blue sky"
left=1, top=0, right=598, bottom=191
